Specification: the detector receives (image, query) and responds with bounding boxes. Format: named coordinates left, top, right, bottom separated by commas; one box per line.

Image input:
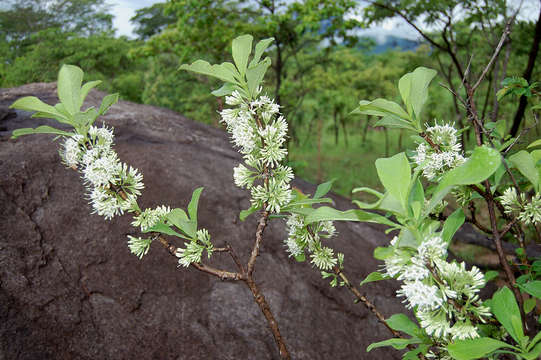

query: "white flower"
left=233, top=163, right=255, bottom=189
left=176, top=241, right=205, bottom=267
left=518, top=193, right=541, bottom=224
left=131, top=205, right=171, bottom=231
left=499, top=187, right=519, bottom=214
left=88, top=186, right=123, bottom=220
left=82, top=152, right=121, bottom=187
left=397, top=262, right=430, bottom=281
left=60, top=136, right=83, bottom=168
left=310, top=247, right=337, bottom=270
left=89, top=125, right=114, bottom=146
left=383, top=251, right=409, bottom=278
left=418, top=308, right=451, bottom=338
left=450, top=320, right=479, bottom=340
left=414, top=122, right=465, bottom=181
left=127, top=236, right=152, bottom=259
left=225, top=90, right=243, bottom=106
left=397, top=281, right=443, bottom=310
left=285, top=237, right=304, bottom=257
left=418, top=235, right=447, bottom=262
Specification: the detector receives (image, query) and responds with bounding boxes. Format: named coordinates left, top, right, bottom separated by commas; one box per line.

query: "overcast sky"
left=107, top=0, right=162, bottom=38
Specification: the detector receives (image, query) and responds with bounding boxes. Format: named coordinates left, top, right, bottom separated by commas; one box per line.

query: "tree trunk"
left=510, top=5, right=541, bottom=136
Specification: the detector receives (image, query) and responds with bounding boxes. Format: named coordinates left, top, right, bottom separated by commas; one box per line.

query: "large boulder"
left=0, top=83, right=405, bottom=359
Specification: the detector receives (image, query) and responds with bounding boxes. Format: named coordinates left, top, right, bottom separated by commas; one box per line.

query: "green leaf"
left=179, top=60, right=239, bottom=84
left=441, top=208, right=465, bottom=244
left=524, top=297, right=537, bottom=314
left=240, top=204, right=259, bottom=221
left=57, top=64, right=84, bottom=115
left=294, top=253, right=305, bottom=262
left=211, top=83, right=237, bottom=97
left=528, top=139, right=541, bottom=149
left=509, top=150, right=539, bottom=191
left=491, top=286, right=525, bottom=346
left=403, top=345, right=429, bottom=360
left=367, top=337, right=421, bottom=352
left=518, top=281, right=541, bottom=299
left=360, top=271, right=388, bottom=286
left=249, top=37, right=274, bottom=68
left=527, top=330, right=541, bottom=351
left=73, top=107, right=98, bottom=129
left=484, top=270, right=499, bottom=282
left=408, top=178, right=425, bottom=220
left=166, top=209, right=196, bottom=238
left=523, top=341, right=541, bottom=360
left=374, top=115, right=418, bottom=131
left=447, top=337, right=516, bottom=360
left=11, top=125, right=73, bottom=139
left=188, top=187, right=203, bottom=224
left=314, top=180, right=334, bottom=199
left=352, top=98, right=410, bottom=120
left=304, top=207, right=359, bottom=224
left=98, top=93, right=119, bottom=116
left=80, top=80, right=102, bottom=105
left=10, top=96, right=71, bottom=124
left=385, top=314, right=420, bottom=337
left=144, top=222, right=190, bottom=240
left=246, top=57, right=271, bottom=97
left=375, top=152, right=411, bottom=209
left=438, top=146, right=501, bottom=190
left=232, top=34, right=253, bottom=76
left=352, top=187, right=384, bottom=209
left=398, top=67, right=437, bottom=122
left=305, top=206, right=398, bottom=227
left=374, top=246, right=394, bottom=260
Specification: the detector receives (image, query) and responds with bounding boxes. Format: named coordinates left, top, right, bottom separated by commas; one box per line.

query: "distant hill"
left=361, top=34, right=422, bottom=54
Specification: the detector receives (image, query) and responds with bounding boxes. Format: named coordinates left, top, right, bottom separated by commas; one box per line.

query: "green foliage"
left=10, top=64, right=118, bottom=137
left=181, top=35, right=273, bottom=100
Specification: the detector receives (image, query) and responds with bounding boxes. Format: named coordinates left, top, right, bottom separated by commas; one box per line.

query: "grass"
left=289, top=125, right=415, bottom=199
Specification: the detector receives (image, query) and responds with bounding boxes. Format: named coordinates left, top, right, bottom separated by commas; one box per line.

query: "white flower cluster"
left=59, top=126, right=144, bottom=220
left=500, top=187, right=541, bottom=225
left=131, top=205, right=171, bottom=231
left=384, top=235, right=489, bottom=342
left=222, top=91, right=293, bottom=213
left=413, top=123, right=465, bottom=181
left=127, top=236, right=152, bottom=259
left=176, top=229, right=213, bottom=267
left=284, top=213, right=340, bottom=271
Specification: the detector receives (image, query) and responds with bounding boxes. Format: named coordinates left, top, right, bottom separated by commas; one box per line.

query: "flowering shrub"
left=9, top=34, right=541, bottom=360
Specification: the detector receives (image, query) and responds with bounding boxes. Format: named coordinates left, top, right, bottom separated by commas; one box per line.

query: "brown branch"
left=247, top=210, right=270, bottom=276
left=485, top=180, right=526, bottom=327
left=472, top=20, right=512, bottom=92
left=369, top=1, right=445, bottom=52
left=245, top=277, right=290, bottom=359
left=333, top=268, right=403, bottom=338
left=333, top=267, right=426, bottom=359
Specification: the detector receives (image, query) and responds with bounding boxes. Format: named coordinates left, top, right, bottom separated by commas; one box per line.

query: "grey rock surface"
left=0, top=83, right=405, bottom=359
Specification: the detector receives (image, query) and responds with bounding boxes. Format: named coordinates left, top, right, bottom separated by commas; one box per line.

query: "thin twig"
left=333, top=267, right=426, bottom=359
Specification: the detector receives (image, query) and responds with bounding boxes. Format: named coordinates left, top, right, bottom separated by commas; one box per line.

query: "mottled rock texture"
left=0, top=83, right=404, bottom=359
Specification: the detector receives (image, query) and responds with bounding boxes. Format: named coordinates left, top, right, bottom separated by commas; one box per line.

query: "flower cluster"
left=222, top=91, right=293, bottom=213
left=59, top=125, right=144, bottom=219
left=127, top=236, right=152, bottom=259
left=283, top=213, right=341, bottom=273
left=176, top=229, right=213, bottom=267
left=500, top=187, right=541, bottom=225
left=131, top=205, right=171, bottom=232
left=384, top=235, right=489, bottom=343
left=413, top=123, right=465, bottom=181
